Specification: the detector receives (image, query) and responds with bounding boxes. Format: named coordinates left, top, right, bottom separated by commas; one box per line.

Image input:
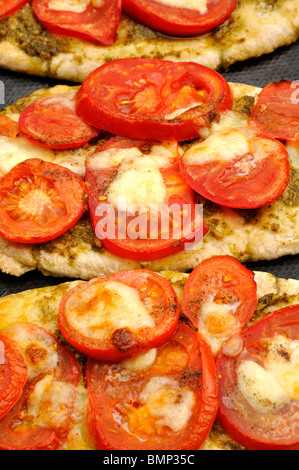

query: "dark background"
left=0, top=40, right=298, bottom=295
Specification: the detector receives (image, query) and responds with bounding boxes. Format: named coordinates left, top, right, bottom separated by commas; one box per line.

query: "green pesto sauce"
left=0, top=4, right=68, bottom=60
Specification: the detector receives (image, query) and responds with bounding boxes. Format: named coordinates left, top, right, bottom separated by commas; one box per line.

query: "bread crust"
left=0, top=1, right=298, bottom=82
left=0, top=82, right=298, bottom=279
left=0, top=269, right=298, bottom=450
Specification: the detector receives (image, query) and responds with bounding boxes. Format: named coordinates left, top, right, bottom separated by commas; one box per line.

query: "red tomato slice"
left=18, top=91, right=99, bottom=150
left=123, top=0, right=237, bottom=36
left=32, top=0, right=121, bottom=45
left=0, top=333, right=27, bottom=421
left=0, top=322, right=81, bottom=450
left=76, top=58, right=233, bottom=142
left=182, top=256, right=257, bottom=353
left=0, top=158, right=87, bottom=244
left=59, top=269, right=180, bottom=362
left=249, top=81, right=299, bottom=142
left=85, top=324, right=218, bottom=450
left=0, top=0, right=29, bottom=19
left=0, top=116, right=19, bottom=138
left=216, top=304, right=299, bottom=450
left=180, top=127, right=290, bottom=209
left=86, top=137, right=208, bottom=260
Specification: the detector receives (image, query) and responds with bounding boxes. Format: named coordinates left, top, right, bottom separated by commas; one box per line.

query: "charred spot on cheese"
left=111, top=328, right=140, bottom=353
left=0, top=4, right=68, bottom=60
left=25, top=343, right=48, bottom=366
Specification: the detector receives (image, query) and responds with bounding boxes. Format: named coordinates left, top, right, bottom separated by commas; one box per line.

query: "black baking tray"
left=0, top=40, right=298, bottom=295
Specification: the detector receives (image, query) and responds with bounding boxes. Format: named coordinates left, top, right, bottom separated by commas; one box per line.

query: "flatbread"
left=0, top=1, right=298, bottom=82
left=0, top=268, right=298, bottom=450
left=0, top=81, right=298, bottom=279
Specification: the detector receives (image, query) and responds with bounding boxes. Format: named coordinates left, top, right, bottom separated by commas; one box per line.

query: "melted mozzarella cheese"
left=38, top=91, right=77, bottom=112
left=122, top=349, right=157, bottom=371
left=139, top=376, right=195, bottom=432
left=237, top=336, right=299, bottom=414
left=165, top=103, right=202, bottom=120
left=65, top=280, right=155, bottom=340
left=48, top=0, right=91, bottom=13
left=183, top=129, right=250, bottom=166
left=200, top=298, right=241, bottom=334
left=154, top=0, right=208, bottom=14
left=263, top=335, right=299, bottom=401
left=27, top=374, right=76, bottom=428
left=89, top=147, right=143, bottom=170
left=88, top=144, right=175, bottom=171
left=0, top=136, right=56, bottom=177
left=182, top=128, right=282, bottom=176
left=4, top=323, right=59, bottom=381
left=237, top=360, right=290, bottom=413
left=107, top=156, right=167, bottom=213
left=92, top=145, right=175, bottom=213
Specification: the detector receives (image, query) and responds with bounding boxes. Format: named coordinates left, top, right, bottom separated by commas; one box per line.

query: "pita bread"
left=0, top=82, right=298, bottom=279
left=0, top=1, right=298, bottom=82
left=0, top=268, right=298, bottom=449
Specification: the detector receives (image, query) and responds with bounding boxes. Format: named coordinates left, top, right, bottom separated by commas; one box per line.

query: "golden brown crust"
left=0, top=82, right=298, bottom=279
left=0, top=270, right=298, bottom=450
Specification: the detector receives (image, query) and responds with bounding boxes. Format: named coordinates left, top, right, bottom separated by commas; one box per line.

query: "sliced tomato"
left=249, top=81, right=299, bottom=142
left=0, top=158, right=87, bottom=244
left=0, top=116, right=19, bottom=138
left=85, top=324, right=218, bottom=450
left=0, top=333, right=27, bottom=420
left=180, top=127, right=290, bottom=209
left=32, top=0, right=121, bottom=45
left=182, top=256, right=257, bottom=355
left=18, top=91, right=99, bottom=150
left=86, top=137, right=208, bottom=260
left=123, top=0, right=237, bottom=37
left=59, top=269, right=180, bottom=362
left=0, top=0, right=29, bottom=19
left=216, top=304, right=299, bottom=450
left=0, top=322, right=81, bottom=451
left=76, top=58, right=233, bottom=142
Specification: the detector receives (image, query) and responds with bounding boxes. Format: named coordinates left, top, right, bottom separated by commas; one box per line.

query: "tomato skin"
left=0, top=116, right=19, bottom=138
left=18, top=92, right=99, bottom=150
left=180, top=127, right=290, bottom=209
left=0, top=383, right=61, bottom=451
left=76, top=58, right=233, bottom=142
left=182, top=256, right=257, bottom=342
left=123, top=0, right=237, bottom=36
left=249, top=81, right=299, bottom=142
left=59, top=269, right=180, bottom=362
left=32, top=0, right=121, bottom=45
left=86, top=137, right=208, bottom=261
left=0, top=0, right=29, bottom=19
left=0, top=323, right=81, bottom=451
left=0, top=158, right=88, bottom=244
left=216, top=304, right=299, bottom=450
left=0, top=333, right=27, bottom=421
left=85, top=324, right=218, bottom=450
